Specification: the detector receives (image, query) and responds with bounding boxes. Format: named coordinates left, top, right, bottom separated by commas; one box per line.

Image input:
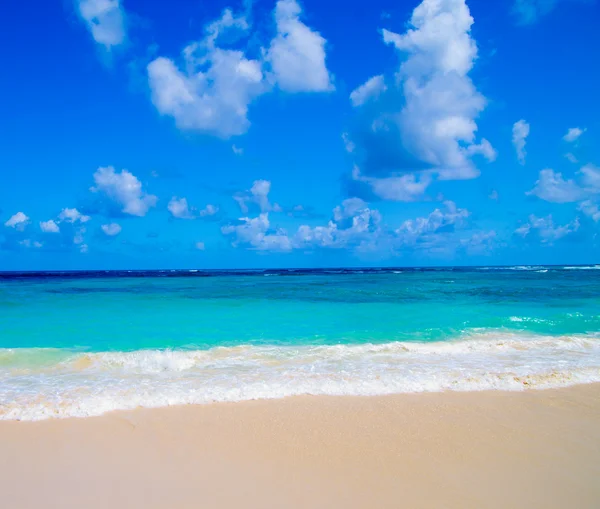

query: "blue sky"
left=1, top=0, right=599, bottom=270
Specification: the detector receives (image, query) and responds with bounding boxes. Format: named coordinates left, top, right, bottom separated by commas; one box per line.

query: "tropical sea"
left=1, top=265, right=600, bottom=420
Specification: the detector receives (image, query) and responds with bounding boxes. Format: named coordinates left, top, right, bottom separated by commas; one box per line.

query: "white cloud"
left=512, top=119, right=530, bottom=165
left=267, top=0, right=334, bottom=93
left=353, top=167, right=432, bottom=202
left=40, top=220, right=60, bottom=233
left=563, top=127, right=586, bottom=142
left=195, top=241, right=206, bottom=251
left=222, top=213, right=292, bottom=252
left=148, top=2, right=332, bottom=138
left=580, top=164, right=600, bottom=192
left=4, top=212, right=29, bottom=230
left=101, top=223, right=122, bottom=236
left=58, top=208, right=91, bottom=223
left=527, top=169, right=584, bottom=203
left=168, top=197, right=194, bottom=219
left=515, top=214, right=579, bottom=243
left=91, top=166, right=157, bottom=217
left=489, top=189, right=499, bottom=200
left=527, top=165, right=600, bottom=204
left=578, top=201, right=600, bottom=222
left=350, top=75, right=386, bottom=107
left=295, top=199, right=382, bottom=250
left=348, top=0, right=493, bottom=202
left=19, top=239, right=43, bottom=249
left=232, top=145, right=244, bottom=155
left=147, top=9, right=266, bottom=138
left=466, top=138, right=497, bottom=162
left=199, top=204, right=219, bottom=217
left=565, top=152, right=578, bottom=164
left=76, top=0, right=126, bottom=49
left=395, top=201, right=469, bottom=244
left=342, top=132, right=355, bottom=153
left=234, top=179, right=279, bottom=213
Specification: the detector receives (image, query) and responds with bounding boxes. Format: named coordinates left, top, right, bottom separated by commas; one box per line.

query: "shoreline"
left=2, top=384, right=600, bottom=508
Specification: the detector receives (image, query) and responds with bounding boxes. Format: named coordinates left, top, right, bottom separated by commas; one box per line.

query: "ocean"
left=1, top=265, right=600, bottom=420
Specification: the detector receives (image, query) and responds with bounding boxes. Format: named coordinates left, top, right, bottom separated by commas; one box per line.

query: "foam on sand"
left=1, top=331, right=600, bottom=420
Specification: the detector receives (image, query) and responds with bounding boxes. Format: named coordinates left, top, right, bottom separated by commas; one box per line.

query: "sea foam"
left=1, top=331, right=599, bottom=420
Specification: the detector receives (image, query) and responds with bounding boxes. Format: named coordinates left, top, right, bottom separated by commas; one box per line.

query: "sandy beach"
left=2, top=384, right=600, bottom=508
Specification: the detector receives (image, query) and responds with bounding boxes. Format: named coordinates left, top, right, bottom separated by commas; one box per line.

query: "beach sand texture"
left=2, top=385, right=600, bottom=508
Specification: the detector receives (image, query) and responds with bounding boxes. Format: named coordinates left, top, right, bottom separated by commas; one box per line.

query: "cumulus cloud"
left=352, top=168, right=432, bottom=202
left=4, top=212, right=29, bottom=230
left=395, top=201, right=469, bottom=244
left=40, top=220, right=60, bottom=233
left=267, top=0, right=334, bottom=92
left=147, top=2, right=332, bottom=138
left=168, top=197, right=195, bottom=219
left=578, top=201, right=600, bottom=222
left=101, top=223, right=122, bottom=236
left=295, top=198, right=382, bottom=251
left=563, top=127, right=586, bottom=143
left=350, top=75, right=386, bottom=107
left=222, top=213, right=292, bottom=252
left=527, top=169, right=583, bottom=203
left=76, top=0, right=126, bottom=49
left=512, top=119, right=530, bottom=165
left=234, top=179, right=281, bottom=213
left=199, top=204, right=219, bottom=217
left=347, top=0, right=493, bottom=202
left=147, top=10, right=266, bottom=138
left=515, top=214, right=579, bottom=243
left=527, top=165, right=600, bottom=203
left=90, top=166, right=157, bottom=217
left=58, top=208, right=91, bottom=223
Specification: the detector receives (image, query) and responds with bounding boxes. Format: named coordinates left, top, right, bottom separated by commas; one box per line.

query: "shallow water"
left=1, top=266, right=600, bottom=419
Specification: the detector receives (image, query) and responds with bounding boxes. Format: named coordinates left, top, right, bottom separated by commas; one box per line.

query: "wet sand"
left=1, top=385, right=600, bottom=508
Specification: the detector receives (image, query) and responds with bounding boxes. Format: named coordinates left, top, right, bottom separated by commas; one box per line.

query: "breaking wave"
left=1, top=330, right=599, bottom=420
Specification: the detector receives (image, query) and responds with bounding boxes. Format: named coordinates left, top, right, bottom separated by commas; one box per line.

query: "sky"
left=1, top=0, right=599, bottom=270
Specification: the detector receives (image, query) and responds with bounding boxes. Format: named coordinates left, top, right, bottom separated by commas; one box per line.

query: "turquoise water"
left=1, top=266, right=600, bottom=420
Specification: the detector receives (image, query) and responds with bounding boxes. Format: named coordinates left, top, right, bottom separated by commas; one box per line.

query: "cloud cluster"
left=222, top=213, right=292, bottom=252
left=395, top=201, right=469, bottom=245
left=346, top=0, right=494, bottom=202
left=147, top=0, right=333, bottom=138
left=168, top=196, right=219, bottom=220
left=221, top=179, right=479, bottom=258
left=515, top=214, right=580, bottom=243
left=2, top=207, right=91, bottom=253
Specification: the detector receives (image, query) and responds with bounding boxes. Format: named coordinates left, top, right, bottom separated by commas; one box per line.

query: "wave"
left=1, top=331, right=599, bottom=421
left=477, top=266, right=547, bottom=271
left=563, top=266, right=600, bottom=270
